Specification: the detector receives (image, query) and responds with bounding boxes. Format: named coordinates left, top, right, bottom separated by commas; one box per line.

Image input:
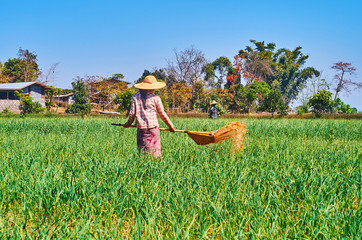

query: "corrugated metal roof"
left=0, top=82, right=50, bottom=90
left=54, top=93, right=73, bottom=97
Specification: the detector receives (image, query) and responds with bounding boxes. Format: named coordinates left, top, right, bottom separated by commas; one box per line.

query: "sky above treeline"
left=1, top=0, right=361, bottom=110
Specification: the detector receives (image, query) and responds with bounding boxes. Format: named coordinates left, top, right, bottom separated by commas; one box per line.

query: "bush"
left=66, top=103, right=92, bottom=115
left=297, top=104, right=309, bottom=115
left=15, top=91, right=45, bottom=115
left=333, top=98, right=357, bottom=114
left=66, top=80, right=92, bottom=115
left=44, top=112, right=55, bottom=117
left=260, top=85, right=288, bottom=117
left=114, top=88, right=137, bottom=115
left=307, top=90, right=333, bottom=117
left=1, top=108, right=12, bottom=115
left=215, top=104, right=228, bottom=117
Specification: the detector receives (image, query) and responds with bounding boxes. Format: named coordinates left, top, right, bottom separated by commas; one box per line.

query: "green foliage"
left=136, top=69, right=169, bottom=85
left=246, top=81, right=271, bottom=104
left=65, top=103, right=92, bottom=115
left=136, top=70, right=152, bottom=83
left=2, top=58, right=24, bottom=82
left=45, top=86, right=73, bottom=111
left=109, top=73, right=124, bottom=80
left=45, top=86, right=72, bottom=98
left=215, top=104, right=228, bottom=116
left=333, top=98, right=357, bottom=114
left=2, top=49, right=40, bottom=82
left=66, top=80, right=92, bottom=115
left=307, top=90, right=333, bottom=117
left=0, top=108, right=12, bottom=115
left=239, top=40, right=320, bottom=103
left=14, top=91, right=45, bottom=115
left=0, top=61, right=6, bottom=83
left=204, top=57, right=233, bottom=88
left=297, top=104, right=309, bottom=115
left=71, top=81, right=88, bottom=104
left=273, top=48, right=320, bottom=102
left=0, top=118, right=360, bottom=238
left=45, top=86, right=55, bottom=111
left=114, top=87, right=137, bottom=114
left=260, top=82, right=288, bottom=116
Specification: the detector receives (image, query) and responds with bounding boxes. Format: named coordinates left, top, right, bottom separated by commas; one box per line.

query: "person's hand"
left=169, top=126, right=176, bottom=132
left=123, top=122, right=131, bottom=128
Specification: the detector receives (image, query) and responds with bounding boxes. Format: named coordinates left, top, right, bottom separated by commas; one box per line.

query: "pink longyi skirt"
left=137, top=127, right=161, bottom=158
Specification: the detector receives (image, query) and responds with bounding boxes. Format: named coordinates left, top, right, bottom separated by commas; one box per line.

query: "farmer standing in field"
left=209, top=100, right=218, bottom=119
left=123, top=75, right=175, bottom=159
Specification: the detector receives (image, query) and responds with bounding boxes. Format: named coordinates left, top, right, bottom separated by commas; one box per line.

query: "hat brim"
left=133, top=81, right=166, bottom=90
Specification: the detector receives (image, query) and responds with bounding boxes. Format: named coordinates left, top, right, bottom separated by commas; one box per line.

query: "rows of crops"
left=0, top=117, right=361, bottom=238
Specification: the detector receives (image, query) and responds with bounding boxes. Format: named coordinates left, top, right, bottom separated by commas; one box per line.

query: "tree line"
left=1, top=41, right=360, bottom=116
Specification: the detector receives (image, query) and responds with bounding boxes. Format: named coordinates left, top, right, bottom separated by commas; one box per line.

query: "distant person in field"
left=209, top=100, right=218, bottom=119
left=123, top=75, right=175, bottom=159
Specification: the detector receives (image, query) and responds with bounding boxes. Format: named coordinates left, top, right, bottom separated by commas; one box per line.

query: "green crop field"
left=0, top=117, right=361, bottom=239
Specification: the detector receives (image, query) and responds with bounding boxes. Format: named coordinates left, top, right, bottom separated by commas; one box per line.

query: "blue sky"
left=1, top=0, right=361, bottom=109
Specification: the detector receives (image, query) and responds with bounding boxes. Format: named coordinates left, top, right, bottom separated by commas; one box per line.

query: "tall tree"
left=169, top=82, right=192, bottom=112
left=18, top=48, right=41, bottom=82
left=245, top=81, right=271, bottom=111
left=110, top=73, right=124, bottom=80
left=238, top=40, right=275, bottom=85
left=261, top=81, right=288, bottom=116
left=167, top=46, right=208, bottom=85
left=114, top=88, right=137, bottom=115
left=331, top=62, right=361, bottom=100
left=235, top=40, right=319, bottom=104
left=204, top=56, right=233, bottom=88
left=272, top=47, right=319, bottom=103
left=66, top=80, right=92, bottom=115
left=136, top=69, right=168, bottom=84
left=3, top=48, right=41, bottom=82
left=72, top=75, right=100, bottom=102
left=166, top=46, right=208, bottom=110
left=0, top=62, right=11, bottom=83
left=94, top=77, right=128, bottom=110
left=2, top=58, right=24, bottom=82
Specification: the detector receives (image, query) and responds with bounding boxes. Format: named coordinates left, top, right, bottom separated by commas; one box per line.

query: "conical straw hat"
left=211, top=100, right=218, bottom=105
left=134, top=75, right=166, bottom=90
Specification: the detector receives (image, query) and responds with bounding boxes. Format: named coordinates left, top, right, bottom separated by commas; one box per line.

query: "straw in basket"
left=112, top=121, right=247, bottom=151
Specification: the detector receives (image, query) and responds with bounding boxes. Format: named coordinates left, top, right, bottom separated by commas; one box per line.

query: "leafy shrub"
left=307, top=90, right=333, bottom=117
left=114, top=88, right=137, bottom=115
left=1, top=108, right=11, bottom=115
left=66, top=103, right=92, bottom=115
left=297, top=104, right=309, bottom=115
left=66, top=80, right=92, bottom=115
left=215, top=104, right=228, bottom=117
left=260, top=84, right=288, bottom=117
left=333, top=98, right=357, bottom=114
left=15, top=91, right=45, bottom=115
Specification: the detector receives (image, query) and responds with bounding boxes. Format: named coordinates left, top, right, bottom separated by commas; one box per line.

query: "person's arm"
left=155, top=96, right=175, bottom=132
left=123, top=97, right=136, bottom=128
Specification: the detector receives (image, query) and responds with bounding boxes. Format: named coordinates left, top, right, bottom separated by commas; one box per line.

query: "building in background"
left=53, top=93, right=74, bottom=107
left=0, top=82, right=50, bottom=113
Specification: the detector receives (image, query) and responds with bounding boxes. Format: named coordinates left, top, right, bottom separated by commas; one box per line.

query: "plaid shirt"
left=126, top=92, right=174, bottom=129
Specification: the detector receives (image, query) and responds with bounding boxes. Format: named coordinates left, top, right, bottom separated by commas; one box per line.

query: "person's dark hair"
left=139, top=89, right=148, bottom=109
left=139, top=89, right=148, bottom=99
